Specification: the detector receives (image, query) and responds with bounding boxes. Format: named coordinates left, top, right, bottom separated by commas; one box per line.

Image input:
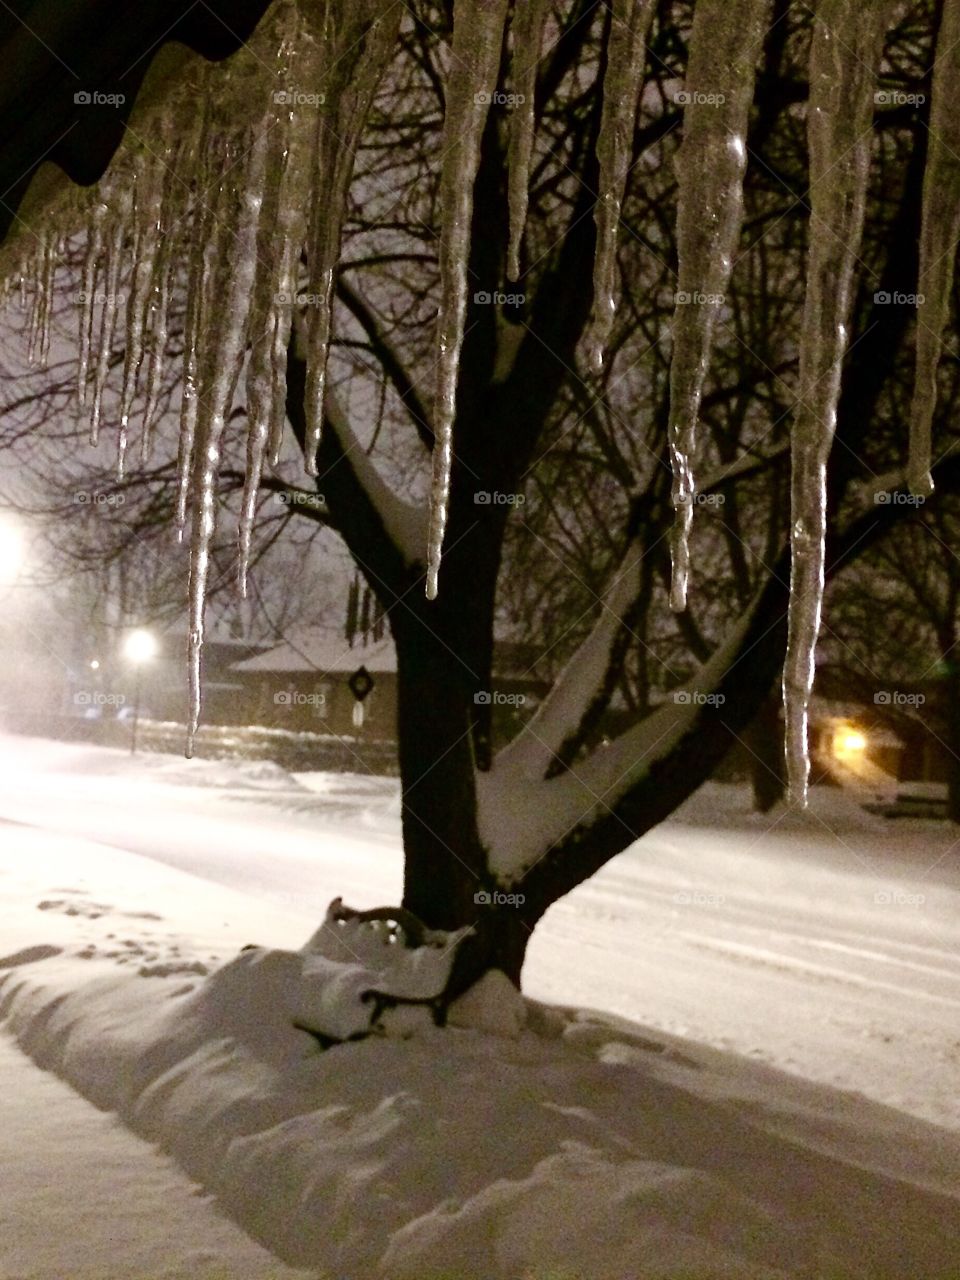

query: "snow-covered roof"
left=232, top=634, right=397, bottom=676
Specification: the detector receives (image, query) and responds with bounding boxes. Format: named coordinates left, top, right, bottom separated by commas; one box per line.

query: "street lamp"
left=123, top=628, right=157, bottom=755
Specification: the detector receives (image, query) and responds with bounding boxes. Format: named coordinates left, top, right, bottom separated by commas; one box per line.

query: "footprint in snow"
left=0, top=944, right=63, bottom=969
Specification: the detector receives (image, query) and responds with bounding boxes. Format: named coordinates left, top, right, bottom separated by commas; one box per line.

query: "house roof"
left=0, top=1, right=272, bottom=245
left=232, top=634, right=398, bottom=676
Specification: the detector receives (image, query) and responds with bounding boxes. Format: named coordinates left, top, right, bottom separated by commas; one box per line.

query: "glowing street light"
left=834, top=726, right=868, bottom=758
left=124, top=628, right=158, bottom=664
left=123, top=628, right=157, bottom=754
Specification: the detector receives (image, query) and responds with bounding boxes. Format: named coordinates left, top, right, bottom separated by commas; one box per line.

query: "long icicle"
left=783, top=0, right=896, bottom=806
left=426, top=0, right=510, bottom=599
left=667, top=0, right=772, bottom=612
left=175, top=99, right=216, bottom=540
left=89, top=193, right=129, bottom=447
left=302, top=0, right=402, bottom=475
left=506, top=0, right=550, bottom=282
left=907, top=0, right=960, bottom=497
left=186, top=123, right=270, bottom=755
left=77, top=202, right=108, bottom=410
left=583, top=0, right=657, bottom=373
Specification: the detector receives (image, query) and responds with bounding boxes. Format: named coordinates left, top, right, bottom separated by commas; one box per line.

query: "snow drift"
left=3, top=938, right=959, bottom=1280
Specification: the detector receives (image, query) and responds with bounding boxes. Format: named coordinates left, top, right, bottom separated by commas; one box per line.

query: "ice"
left=908, top=0, right=960, bottom=498
left=667, top=0, right=771, bottom=611
left=782, top=0, right=895, bottom=805
left=301, top=0, right=402, bottom=476
left=506, top=0, right=550, bottom=282
left=186, top=119, right=270, bottom=755
left=583, top=0, right=657, bottom=373
left=426, top=0, right=510, bottom=600
left=89, top=196, right=128, bottom=448
left=77, top=202, right=107, bottom=410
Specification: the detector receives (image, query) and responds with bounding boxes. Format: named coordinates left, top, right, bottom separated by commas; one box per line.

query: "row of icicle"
left=2, top=0, right=956, bottom=797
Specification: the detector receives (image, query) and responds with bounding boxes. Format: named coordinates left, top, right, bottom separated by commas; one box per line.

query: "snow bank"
left=3, top=942, right=959, bottom=1279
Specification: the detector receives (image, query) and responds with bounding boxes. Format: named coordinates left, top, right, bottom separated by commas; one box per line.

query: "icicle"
left=186, top=123, right=269, bottom=755
left=77, top=202, right=107, bottom=409
left=89, top=197, right=128, bottom=447
left=176, top=105, right=217, bottom=540
left=33, top=233, right=56, bottom=367
left=426, top=0, right=510, bottom=599
left=907, top=0, right=960, bottom=497
left=240, top=5, right=307, bottom=591
left=506, top=0, right=549, bottom=281
left=302, top=0, right=402, bottom=475
left=783, top=0, right=896, bottom=806
left=583, top=0, right=657, bottom=373
left=120, top=150, right=165, bottom=453
left=25, top=244, right=44, bottom=365
left=667, top=0, right=771, bottom=611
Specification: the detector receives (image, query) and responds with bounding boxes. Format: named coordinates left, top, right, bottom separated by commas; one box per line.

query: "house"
left=230, top=631, right=553, bottom=742
left=231, top=634, right=398, bottom=739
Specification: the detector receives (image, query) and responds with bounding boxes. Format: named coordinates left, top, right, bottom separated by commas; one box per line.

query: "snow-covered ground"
left=1, top=734, right=958, bottom=1278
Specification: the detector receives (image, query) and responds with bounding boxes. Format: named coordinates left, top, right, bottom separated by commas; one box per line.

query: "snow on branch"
left=477, top=597, right=756, bottom=882
left=494, top=541, right=644, bottom=782
left=323, top=389, right=428, bottom=569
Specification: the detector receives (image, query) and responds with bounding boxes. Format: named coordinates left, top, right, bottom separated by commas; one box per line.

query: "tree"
left=2, top=0, right=959, bottom=995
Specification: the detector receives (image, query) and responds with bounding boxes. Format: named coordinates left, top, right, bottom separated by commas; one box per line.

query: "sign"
left=349, top=666, right=375, bottom=702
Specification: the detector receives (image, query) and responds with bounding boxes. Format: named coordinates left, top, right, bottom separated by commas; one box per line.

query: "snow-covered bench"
left=244, top=897, right=474, bottom=1046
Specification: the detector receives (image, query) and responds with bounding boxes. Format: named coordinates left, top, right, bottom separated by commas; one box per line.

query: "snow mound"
left=3, top=948, right=959, bottom=1280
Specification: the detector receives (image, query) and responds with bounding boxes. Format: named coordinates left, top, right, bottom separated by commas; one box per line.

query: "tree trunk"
left=746, top=695, right=786, bottom=813
left=945, top=665, right=960, bottom=825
